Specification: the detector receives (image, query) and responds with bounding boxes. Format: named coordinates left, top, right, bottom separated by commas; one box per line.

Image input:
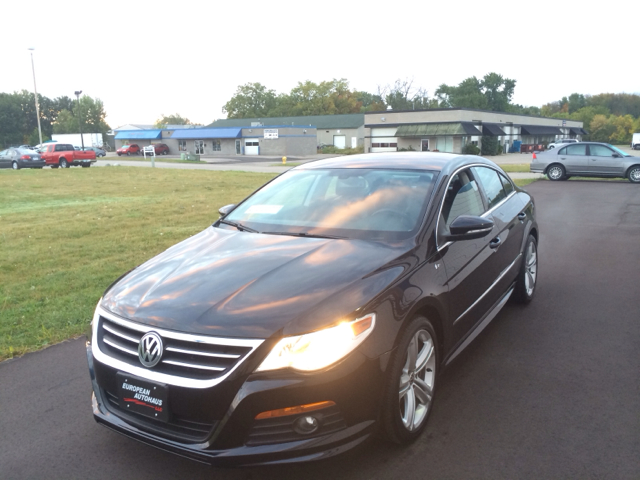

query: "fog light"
left=293, top=415, right=320, bottom=435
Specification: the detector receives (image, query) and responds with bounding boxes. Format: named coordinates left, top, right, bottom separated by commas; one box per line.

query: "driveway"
left=1, top=180, right=639, bottom=479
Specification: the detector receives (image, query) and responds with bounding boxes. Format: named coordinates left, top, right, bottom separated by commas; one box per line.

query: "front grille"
left=96, top=311, right=262, bottom=385
left=245, top=405, right=346, bottom=446
left=102, top=389, right=216, bottom=442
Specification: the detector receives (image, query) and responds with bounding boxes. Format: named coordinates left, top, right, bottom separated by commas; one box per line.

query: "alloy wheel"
left=548, top=166, right=564, bottom=180
left=399, top=329, right=436, bottom=431
left=629, top=167, right=640, bottom=183
left=524, top=240, right=537, bottom=296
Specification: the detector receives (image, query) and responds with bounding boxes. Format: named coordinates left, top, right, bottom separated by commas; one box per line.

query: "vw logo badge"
left=138, top=332, right=163, bottom=368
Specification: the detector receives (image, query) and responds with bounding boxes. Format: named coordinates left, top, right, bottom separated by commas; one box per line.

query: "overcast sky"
left=2, top=0, right=636, bottom=129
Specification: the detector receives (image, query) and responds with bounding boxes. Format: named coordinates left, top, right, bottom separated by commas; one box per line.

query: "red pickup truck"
left=40, top=143, right=96, bottom=168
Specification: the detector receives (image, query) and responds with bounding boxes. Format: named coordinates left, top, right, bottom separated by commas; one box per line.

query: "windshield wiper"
left=218, top=219, right=258, bottom=233
left=261, top=231, right=345, bottom=239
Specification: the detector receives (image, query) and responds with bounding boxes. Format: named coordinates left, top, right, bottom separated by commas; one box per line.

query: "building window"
left=211, top=139, right=221, bottom=151
left=179, top=140, right=187, bottom=151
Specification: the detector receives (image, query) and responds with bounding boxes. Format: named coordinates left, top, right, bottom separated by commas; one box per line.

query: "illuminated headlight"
left=256, top=314, right=376, bottom=372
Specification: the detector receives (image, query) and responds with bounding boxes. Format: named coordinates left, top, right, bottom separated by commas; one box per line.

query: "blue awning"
left=171, top=128, right=242, bottom=139
left=115, top=130, right=162, bottom=140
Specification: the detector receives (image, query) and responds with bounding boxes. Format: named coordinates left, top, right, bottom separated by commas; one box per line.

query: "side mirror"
left=612, top=153, right=621, bottom=158
left=218, top=204, right=236, bottom=217
left=445, top=215, right=494, bottom=241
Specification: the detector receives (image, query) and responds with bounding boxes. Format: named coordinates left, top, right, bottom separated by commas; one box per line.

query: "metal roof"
left=395, top=123, right=482, bottom=137
left=114, top=130, right=162, bottom=139
left=171, top=128, right=242, bottom=139
left=209, top=113, right=364, bottom=129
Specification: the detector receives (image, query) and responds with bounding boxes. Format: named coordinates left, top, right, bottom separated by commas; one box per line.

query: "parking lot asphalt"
left=1, top=180, right=639, bottom=479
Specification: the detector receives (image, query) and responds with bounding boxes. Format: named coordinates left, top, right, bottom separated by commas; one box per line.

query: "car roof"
left=296, top=152, right=498, bottom=176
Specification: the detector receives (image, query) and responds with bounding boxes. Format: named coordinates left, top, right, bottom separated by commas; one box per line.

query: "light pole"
left=28, top=48, right=43, bottom=146
left=74, top=90, right=84, bottom=150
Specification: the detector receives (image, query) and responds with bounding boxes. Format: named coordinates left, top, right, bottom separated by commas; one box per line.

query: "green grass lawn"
left=500, top=164, right=531, bottom=173
left=513, top=178, right=538, bottom=188
left=0, top=167, right=275, bottom=361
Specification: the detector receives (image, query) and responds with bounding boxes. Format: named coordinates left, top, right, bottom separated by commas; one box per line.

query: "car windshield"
left=223, top=168, right=437, bottom=241
left=608, top=145, right=631, bottom=157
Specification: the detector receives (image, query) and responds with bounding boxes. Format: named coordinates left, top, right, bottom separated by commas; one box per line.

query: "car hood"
left=101, top=227, right=410, bottom=339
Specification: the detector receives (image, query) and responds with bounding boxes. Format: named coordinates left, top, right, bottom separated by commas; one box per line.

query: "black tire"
left=12, top=161, right=19, bottom=170
left=82, top=164, right=90, bottom=168
left=546, top=164, right=566, bottom=181
left=381, top=316, right=438, bottom=444
left=127, top=152, right=131, bottom=156
left=627, top=165, right=640, bottom=184
left=512, top=234, right=538, bottom=304
left=163, top=150, right=168, bottom=155
left=59, top=158, right=68, bottom=168
left=117, top=153, right=121, bottom=156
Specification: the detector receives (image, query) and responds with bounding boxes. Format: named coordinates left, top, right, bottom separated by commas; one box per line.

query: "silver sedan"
left=530, top=142, right=640, bottom=183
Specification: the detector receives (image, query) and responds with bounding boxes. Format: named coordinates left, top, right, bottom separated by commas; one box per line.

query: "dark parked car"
left=0, top=147, right=46, bottom=169
left=88, top=153, right=539, bottom=466
left=531, top=142, right=640, bottom=182
left=116, top=144, right=141, bottom=156
left=152, top=143, right=169, bottom=155
left=82, top=146, right=106, bottom=157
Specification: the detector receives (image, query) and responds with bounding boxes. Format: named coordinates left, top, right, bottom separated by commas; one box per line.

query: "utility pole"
left=28, top=48, right=43, bottom=145
left=74, top=90, right=84, bottom=150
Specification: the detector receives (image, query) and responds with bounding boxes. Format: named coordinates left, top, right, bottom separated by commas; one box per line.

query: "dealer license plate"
left=117, top=373, right=169, bottom=422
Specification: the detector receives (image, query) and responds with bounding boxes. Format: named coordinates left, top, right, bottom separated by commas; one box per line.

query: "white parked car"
left=547, top=138, right=579, bottom=149
left=632, top=133, right=640, bottom=150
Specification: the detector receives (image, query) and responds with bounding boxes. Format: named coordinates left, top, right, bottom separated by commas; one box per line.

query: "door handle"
left=490, top=237, right=502, bottom=249
left=518, top=212, right=527, bottom=221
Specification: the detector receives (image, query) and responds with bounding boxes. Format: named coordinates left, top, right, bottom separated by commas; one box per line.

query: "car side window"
left=499, top=173, right=514, bottom=196
left=440, top=170, right=485, bottom=234
left=565, top=144, right=587, bottom=155
left=471, top=167, right=507, bottom=210
left=589, top=145, right=614, bottom=157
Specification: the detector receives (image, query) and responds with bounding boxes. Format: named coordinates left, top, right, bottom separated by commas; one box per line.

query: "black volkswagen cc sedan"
left=87, top=153, right=539, bottom=466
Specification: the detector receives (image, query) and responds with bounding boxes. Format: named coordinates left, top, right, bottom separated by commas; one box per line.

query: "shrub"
left=398, top=145, right=416, bottom=152
left=462, top=144, right=481, bottom=155
left=319, top=145, right=364, bottom=155
left=481, top=137, right=501, bottom=156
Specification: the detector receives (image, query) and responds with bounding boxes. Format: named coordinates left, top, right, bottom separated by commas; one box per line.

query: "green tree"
left=222, top=83, right=278, bottom=118
left=355, top=91, right=385, bottom=112
left=609, top=115, right=635, bottom=144
left=51, top=95, right=110, bottom=137
left=482, top=73, right=516, bottom=112
left=435, top=73, right=516, bottom=111
left=589, top=115, right=617, bottom=142
left=377, top=78, right=434, bottom=111
left=154, top=113, right=194, bottom=128
left=52, top=109, right=77, bottom=134
left=0, top=93, right=24, bottom=147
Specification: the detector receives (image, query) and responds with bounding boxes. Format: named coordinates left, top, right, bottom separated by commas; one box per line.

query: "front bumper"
left=87, top=342, right=386, bottom=466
